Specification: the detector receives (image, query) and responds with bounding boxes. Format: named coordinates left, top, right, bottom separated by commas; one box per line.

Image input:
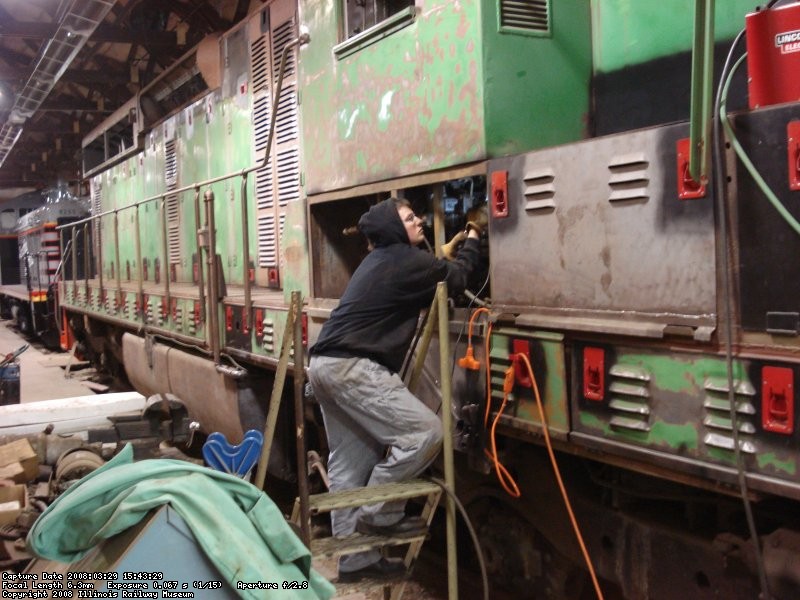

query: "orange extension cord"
left=514, top=352, right=604, bottom=600
left=458, top=309, right=604, bottom=599
left=460, top=308, right=520, bottom=496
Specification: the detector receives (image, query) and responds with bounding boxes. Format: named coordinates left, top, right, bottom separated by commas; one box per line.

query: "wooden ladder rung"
left=307, top=479, right=441, bottom=515
left=310, top=531, right=428, bottom=558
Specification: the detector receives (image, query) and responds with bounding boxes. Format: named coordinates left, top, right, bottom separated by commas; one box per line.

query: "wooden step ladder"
left=290, top=479, right=442, bottom=598
left=256, top=285, right=460, bottom=600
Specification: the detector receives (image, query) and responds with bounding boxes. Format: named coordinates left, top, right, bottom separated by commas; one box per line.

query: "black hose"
left=427, top=477, right=489, bottom=600
left=711, top=25, right=771, bottom=600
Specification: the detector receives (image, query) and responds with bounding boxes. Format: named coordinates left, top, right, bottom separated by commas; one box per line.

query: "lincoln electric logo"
left=775, top=29, right=800, bottom=54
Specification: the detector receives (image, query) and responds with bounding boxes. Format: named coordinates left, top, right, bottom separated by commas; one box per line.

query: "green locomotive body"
left=57, top=1, right=800, bottom=597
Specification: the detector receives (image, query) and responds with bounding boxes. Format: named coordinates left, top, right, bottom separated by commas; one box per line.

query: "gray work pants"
left=308, top=354, right=443, bottom=572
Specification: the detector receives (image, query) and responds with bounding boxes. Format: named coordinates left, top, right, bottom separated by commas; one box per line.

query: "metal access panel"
left=488, top=122, right=717, bottom=339
left=730, top=103, right=800, bottom=335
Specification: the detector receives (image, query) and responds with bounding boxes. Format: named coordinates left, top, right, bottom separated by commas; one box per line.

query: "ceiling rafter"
left=0, top=0, right=250, bottom=195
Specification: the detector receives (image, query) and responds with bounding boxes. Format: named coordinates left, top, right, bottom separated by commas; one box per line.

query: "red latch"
left=510, top=339, right=532, bottom=388
left=255, top=308, right=264, bottom=338
left=762, top=365, right=794, bottom=435
left=491, top=170, right=509, bottom=218
left=160, top=297, right=168, bottom=318
left=194, top=301, right=201, bottom=326
left=171, top=298, right=178, bottom=321
left=143, top=259, right=149, bottom=281
left=788, top=121, right=800, bottom=191
left=242, top=308, right=249, bottom=334
left=225, top=306, right=233, bottom=331
left=268, top=268, right=280, bottom=288
left=583, top=347, right=605, bottom=402
left=302, top=312, right=308, bottom=347
left=676, top=138, right=706, bottom=200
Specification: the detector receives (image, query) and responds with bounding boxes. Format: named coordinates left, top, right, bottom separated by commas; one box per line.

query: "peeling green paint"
left=616, top=352, right=746, bottom=395
left=377, top=90, right=395, bottom=131
left=758, top=453, right=797, bottom=476
left=610, top=421, right=699, bottom=451
left=707, top=447, right=738, bottom=465
left=580, top=411, right=606, bottom=430
left=491, top=329, right=568, bottom=433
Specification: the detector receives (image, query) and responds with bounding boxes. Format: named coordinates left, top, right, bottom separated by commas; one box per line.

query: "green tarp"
left=27, top=444, right=334, bottom=600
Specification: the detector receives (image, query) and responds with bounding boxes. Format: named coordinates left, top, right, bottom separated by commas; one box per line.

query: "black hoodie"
left=310, top=198, right=481, bottom=374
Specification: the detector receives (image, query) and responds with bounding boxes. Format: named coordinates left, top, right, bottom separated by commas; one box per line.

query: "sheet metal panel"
left=488, top=123, right=716, bottom=336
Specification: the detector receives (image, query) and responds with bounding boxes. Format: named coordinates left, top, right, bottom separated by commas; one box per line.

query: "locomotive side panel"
left=488, top=123, right=717, bottom=337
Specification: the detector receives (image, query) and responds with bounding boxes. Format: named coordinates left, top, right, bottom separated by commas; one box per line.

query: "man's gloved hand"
left=465, top=205, right=488, bottom=236
left=465, top=221, right=482, bottom=236
left=441, top=230, right=467, bottom=260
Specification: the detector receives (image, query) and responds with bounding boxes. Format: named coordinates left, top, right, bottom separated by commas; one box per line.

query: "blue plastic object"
left=202, top=429, right=264, bottom=478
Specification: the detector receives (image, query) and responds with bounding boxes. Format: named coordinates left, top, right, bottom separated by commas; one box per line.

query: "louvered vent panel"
left=164, top=140, right=180, bottom=263
left=167, top=223, right=181, bottom=263
left=91, top=181, right=102, bottom=215
left=272, top=20, right=296, bottom=80
left=251, top=36, right=270, bottom=94
left=164, top=140, right=177, bottom=185
left=276, top=147, right=300, bottom=205
left=523, top=168, right=555, bottom=211
left=91, top=180, right=102, bottom=275
left=275, top=88, right=297, bottom=144
left=258, top=213, right=277, bottom=267
left=608, top=153, right=649, bottom=203
left=253, top=96, right=272, bottom=153
left=702, top=377, right=757, bottom=454
left=165, top=194, right=179, bottom=222
left=607, top=364, right=652, bottom=432
left=256, top=163, right=274, bottom=210
left=499, top=0, right=549, bottom=32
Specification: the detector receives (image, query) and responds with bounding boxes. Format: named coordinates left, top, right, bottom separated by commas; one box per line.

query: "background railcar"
left=54, top=0, right=800, bottom=598
left=0, top=190, right=44, bottom=290
left=0, top=186, right=87, bottom=347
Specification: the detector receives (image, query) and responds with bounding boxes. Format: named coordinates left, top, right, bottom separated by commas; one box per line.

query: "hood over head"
left=357, top=198, right=409, bottom=248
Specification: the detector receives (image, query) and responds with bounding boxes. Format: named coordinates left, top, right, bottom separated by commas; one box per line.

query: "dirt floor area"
left=313, top=553, right=475, bottom=600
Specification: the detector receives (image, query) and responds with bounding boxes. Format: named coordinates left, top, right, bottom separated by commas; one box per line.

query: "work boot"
left=337, top=557, right=407, bottom=583
left=355, top=515, right=427, bottom=537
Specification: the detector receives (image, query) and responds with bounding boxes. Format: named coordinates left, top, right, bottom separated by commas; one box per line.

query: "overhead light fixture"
left=8, top=111, right=26, bottom=126
left=0, top=82, right=12, bottom=109
left=0, top=0, right=117, bottom=170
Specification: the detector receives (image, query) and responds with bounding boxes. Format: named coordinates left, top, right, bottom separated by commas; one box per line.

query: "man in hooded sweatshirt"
left=308, top=197, right=482, bottom=582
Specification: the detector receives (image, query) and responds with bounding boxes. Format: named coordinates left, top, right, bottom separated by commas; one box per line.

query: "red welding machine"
left=746, top=2, right=800, bottom=109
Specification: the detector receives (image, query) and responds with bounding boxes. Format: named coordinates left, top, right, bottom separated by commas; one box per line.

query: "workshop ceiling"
left=0, top=0, right=252, bottom=198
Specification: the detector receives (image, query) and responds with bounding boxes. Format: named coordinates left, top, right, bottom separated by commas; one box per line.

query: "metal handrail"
left=56, top=32, right=310, bottom=365
left=56, top=33, right=309, bottom=233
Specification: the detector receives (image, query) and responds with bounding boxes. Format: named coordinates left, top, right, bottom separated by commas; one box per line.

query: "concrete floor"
left=0, top=318, right=462, bottom=600
left=0, top=319, right=98, bottom=404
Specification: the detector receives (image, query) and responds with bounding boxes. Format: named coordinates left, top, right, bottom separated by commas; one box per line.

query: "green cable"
left=720, top=53, right=800, bottom=237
